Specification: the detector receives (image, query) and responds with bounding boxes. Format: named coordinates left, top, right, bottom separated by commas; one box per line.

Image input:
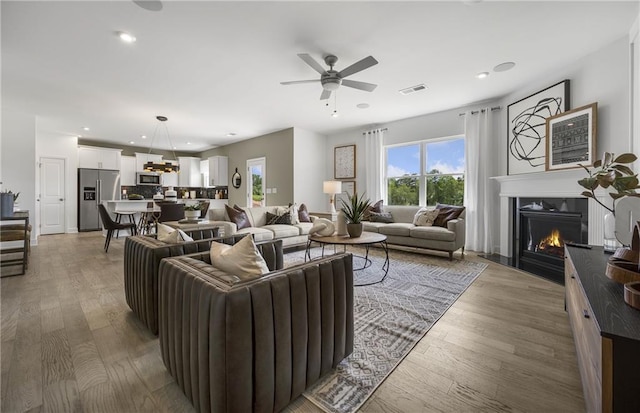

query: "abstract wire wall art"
left=507, top=80, right=570, bottom=175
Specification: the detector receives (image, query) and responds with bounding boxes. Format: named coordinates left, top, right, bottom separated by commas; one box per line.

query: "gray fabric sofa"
left=158, top=252, right=354, bottom=413
left=363, top=205, right=465, bottom=260
left=207, top=206, right=315, bottom=248
left=123, top=232, right=282, bottom=335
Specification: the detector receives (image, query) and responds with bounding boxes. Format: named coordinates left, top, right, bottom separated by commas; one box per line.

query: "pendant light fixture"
left=144, top=115, right=180, bottom=173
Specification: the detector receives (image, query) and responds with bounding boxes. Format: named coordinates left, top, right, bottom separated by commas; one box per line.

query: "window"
left=386, top=137, right=465, bottom=206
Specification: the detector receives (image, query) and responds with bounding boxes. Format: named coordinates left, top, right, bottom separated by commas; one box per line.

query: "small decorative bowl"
left=624, top=281, right=640, bottom=310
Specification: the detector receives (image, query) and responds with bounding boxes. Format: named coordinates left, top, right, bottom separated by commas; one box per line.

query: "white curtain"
left=364, top=128, right=385, bottom=202
left=464, top=109, right=495, bottom=254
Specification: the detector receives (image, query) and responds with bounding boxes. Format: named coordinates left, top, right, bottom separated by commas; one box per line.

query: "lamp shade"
left=323, top=180, right=342, bottom=194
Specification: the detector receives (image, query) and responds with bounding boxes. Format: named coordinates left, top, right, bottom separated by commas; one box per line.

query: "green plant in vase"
left=340, top=191, right=371, bottom=238
left=183, top=203, right=201, bottom=219
left=578, top=152, right=640, bottom=251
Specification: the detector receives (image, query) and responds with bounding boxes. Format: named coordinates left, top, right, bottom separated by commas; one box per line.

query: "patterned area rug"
left=286, top=247, right=488, bottom=413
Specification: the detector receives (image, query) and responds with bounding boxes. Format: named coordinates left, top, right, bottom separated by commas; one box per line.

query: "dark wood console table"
left=565, top=245, right=640, bottom=412
left=1, top=211, right=30, bottom=277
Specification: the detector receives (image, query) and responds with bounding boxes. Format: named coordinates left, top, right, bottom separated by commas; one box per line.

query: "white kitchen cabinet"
left=78, top=146, right=121, bottom=170
left=135, top=152, right=163, bottom=172
left=208, top=156, right=228, bottom=187
left=120, top=155, right=136, bottom=186
left=200, top=159, right=210, bottom=187
left=178, top=157, right=202, bottom=187
left=162, top=160, right=179, bottom=187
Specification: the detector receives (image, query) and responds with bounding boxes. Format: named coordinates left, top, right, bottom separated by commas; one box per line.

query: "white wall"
left=292, top=128, right=327, bottom=212
left=36, top=132, right=79, bottom=233
left=1, top=108, right=37, bottom=244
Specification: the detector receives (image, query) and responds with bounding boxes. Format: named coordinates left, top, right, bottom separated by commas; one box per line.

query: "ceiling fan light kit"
left=281, top=53, right=379, bottom=100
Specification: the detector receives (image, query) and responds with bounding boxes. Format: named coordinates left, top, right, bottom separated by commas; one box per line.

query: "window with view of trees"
left=386, top=137, right=465, bottom=206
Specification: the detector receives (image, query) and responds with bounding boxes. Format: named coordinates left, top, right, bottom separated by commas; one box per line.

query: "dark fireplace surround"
left=513, top=197, right=588, bottom=284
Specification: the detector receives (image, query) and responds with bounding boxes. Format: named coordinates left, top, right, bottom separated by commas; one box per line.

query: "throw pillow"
left=412, top=208, right=440, bottom=226
left=298, top=203, right=311, bottom=223
left=309, top=218, right=335, bottom=237
left=433, top=204, right=466, bottom=227
left=266, top=211, right=291, bottom=225
left=288, top=203, right=300, bottom=225
left=369, top=211, right=394, bottom=223
left=209, top=235, right=269, bottom=280
left=363, top=199, right=383, bottom=221
left=225, top=204, right=251, bottom=230
left=157, top=223, right=194, bottom=243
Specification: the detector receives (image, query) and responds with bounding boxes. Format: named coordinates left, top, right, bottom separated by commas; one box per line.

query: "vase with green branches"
left=340, top=191, right=371, bottom=237
left=184, top=203, right=201, bottom=219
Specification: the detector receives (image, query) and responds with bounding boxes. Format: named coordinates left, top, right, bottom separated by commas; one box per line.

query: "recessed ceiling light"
left=82, top=127, right=90, bottom=131
left=476, top=72, right=489, bottom=79
left=117, top=31, right=136, bottom=43
left=187, top=142, right=191, bottom=145
left=356, top=103, right=370, bottom=109
left=226, top=133, right=236, bottom=137
left=493, top=62, right=516, bottom=72
left=129, top=141, right=135, bottom=144
left=141, top=135, right=147, bottom=139
left=173, top=146, right=177, bottom=150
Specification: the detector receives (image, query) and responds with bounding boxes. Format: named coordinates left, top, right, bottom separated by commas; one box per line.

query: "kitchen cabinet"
left=162, top=160, right=179, bottom=187
left=208, top=156, right=228, bottom=187
left=78, top=146, right=121, bottom=170
left=120, top=155, right=136, bottom=186
left=178, top=157, right=202, bottom=187
left=200, top=159, right=209, bottom=187
left=135, top=152, right=163, bottom=172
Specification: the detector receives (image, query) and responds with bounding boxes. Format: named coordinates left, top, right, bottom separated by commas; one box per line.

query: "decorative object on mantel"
left=545, top=102, right=597, bottom=171
left=577, top=151, right=640, bottom=252
left=143, top=115, right=180, bottom=173
left=507, top=79, right=570, bottom=175
left=340, top=191, right=371, bottom=238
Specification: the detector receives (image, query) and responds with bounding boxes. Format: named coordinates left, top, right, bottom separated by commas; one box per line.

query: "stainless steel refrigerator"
left=78, top=168, right=121, bottom=231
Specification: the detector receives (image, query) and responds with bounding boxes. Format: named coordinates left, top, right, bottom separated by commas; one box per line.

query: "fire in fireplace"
left=536, top=228, right=565, bottom=257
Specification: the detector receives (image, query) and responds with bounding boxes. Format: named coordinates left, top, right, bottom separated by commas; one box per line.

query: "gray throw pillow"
left=369, top=211, right=394, bottom=223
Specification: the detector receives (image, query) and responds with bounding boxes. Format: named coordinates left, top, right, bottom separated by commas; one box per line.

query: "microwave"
left=137, top=172, right=161, bottom=186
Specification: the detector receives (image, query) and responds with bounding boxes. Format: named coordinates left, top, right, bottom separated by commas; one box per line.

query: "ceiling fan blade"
left=338, top=56, right=378, bottom=78
left=280, top=80, right=320, bottom=85
left=298, top=53, right=327, bottom=75
left=320, top=89, right=332, bottom=100
left=342, top=79, right=377, bottom=92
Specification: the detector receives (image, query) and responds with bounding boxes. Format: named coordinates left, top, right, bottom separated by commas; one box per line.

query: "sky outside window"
left=387, top=144, right=420, bottom=177
left=425, top=138, right=465, bottom=174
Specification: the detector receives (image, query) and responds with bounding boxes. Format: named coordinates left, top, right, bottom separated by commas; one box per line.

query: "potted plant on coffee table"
left=340, top=192, right=371, bottom=238
left=183, top=204, right=201, bottom=220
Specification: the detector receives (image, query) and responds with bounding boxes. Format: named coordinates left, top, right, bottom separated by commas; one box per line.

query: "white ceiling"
left=2, top=1, right=638, bottom=152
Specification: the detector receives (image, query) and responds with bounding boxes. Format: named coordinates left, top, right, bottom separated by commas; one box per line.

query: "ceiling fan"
left=281, top=53, right=378, bottom=100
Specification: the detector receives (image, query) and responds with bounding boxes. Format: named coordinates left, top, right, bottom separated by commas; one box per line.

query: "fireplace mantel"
left=491, top=169, right=606, bottom=256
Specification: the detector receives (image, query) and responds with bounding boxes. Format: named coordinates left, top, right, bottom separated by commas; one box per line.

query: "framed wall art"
left=545, top=102, right=597, bottom=171
left=507, top=80, right=570, bottom=175
left=334, top=144, right=356, bottom=179
left=336, top=180, right=356, bottom=207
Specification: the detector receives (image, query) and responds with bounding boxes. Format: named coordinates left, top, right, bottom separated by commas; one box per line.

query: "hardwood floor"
left=1, top=232, right=585, bottom=412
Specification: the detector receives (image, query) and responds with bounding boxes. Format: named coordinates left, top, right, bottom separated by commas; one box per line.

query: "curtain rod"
left=458, top=106, right=502, bottom=116
left=362, top=128, right=388, bottom=135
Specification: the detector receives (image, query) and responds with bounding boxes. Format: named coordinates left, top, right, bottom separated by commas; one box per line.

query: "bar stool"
left=114, top=210, right=137, bottom=238
left=138, top=202, right=157, bottom=235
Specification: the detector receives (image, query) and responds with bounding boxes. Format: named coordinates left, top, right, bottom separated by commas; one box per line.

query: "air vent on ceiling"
left=399, top=84, right=427, bottom=95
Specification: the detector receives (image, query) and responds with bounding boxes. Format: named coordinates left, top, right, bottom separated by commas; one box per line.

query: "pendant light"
left=144, top=115, right=180, bottom=173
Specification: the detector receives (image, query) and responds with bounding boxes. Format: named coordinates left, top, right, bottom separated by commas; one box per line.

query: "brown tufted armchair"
left=158, top=252, right=354, bottom=413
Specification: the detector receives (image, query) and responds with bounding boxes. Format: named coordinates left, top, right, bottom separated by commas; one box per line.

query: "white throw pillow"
left=157, top=223, right=194, bottom=243
left=288, top=204, right=300, bottom=225
left=209, top=235, right=269, bottom=280
left=413, top=208, right=440, bottom=227
left=309, top=218, right=334, bottom=236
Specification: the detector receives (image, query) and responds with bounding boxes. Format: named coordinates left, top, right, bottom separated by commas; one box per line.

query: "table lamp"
left=323, top=180, right=342, bottom=214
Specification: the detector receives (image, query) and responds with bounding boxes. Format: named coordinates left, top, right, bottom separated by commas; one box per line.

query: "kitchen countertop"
left=106, top=198, right=228, bottom=202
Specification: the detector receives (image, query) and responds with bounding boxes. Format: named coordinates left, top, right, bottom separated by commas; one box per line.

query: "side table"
left=1, top=211, right=30, bottom=277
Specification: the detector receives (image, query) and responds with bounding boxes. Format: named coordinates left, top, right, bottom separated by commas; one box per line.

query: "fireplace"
left=514, top=198, right=588, bottom=284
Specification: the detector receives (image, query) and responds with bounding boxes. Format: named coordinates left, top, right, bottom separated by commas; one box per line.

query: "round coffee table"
left=305, top=231, right=389, bottom=286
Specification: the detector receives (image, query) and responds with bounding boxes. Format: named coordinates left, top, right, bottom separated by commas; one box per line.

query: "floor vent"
left=399, top=84, right=427, bottom=95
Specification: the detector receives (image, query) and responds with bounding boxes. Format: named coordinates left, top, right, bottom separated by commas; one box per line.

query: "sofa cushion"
left=364, top=199, right=383, bottom=221
left=225, top=204, right=251, bottom=230
left=209, top=235, right=269, bottom=280
left=413, top=208, right=439, bottom=226
left=378, top=223, right=414, bottom=237
left=157, top=223, right=194, bottom=243
left=434, top=204, right=465, bottom=227
left=362, top=222, right=387, bottom=233
left=369, top=211, right=394, bottom=223
left=236, top=227, right=274, bottom=242
left=287, top=203, right=300, bottom=225
left=266, top=211, right=291, bottom=225
left=298, top=203, right=312, bottom=223
left=294, top=222, right=314, bottom=235
left=262, top=224, right=300, bottom=239
left=409, top=226, right=456, bottom=242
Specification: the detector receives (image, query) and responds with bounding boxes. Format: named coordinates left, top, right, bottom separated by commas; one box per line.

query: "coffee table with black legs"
left=305, top=231, right=389, bottom=286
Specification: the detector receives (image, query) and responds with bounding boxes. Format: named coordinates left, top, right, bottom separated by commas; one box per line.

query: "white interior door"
left=247, top=157, right=266, bottom=208
left=40, top=157, right=65, bottom=235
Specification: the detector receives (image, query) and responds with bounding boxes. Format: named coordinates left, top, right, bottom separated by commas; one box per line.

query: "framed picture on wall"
left=545, top=102, right=597, bottom=171
left=507, top=80, right=570, bottom=175
left=336, top=181, right=356, bottom=208
left=334, top=144, right=356, bottom=179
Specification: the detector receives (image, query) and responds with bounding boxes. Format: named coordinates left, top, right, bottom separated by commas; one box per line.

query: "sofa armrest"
left=447, top=218, right=466, bottom=247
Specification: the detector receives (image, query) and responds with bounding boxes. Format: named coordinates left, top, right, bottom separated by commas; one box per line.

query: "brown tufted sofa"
left=158, top=252, right=354, bottom=413
left=123, top=231, right=283, bottom=335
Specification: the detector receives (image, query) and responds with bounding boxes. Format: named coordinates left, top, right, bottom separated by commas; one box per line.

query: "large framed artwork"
left=545, top=102, right=597, bottom=171
left=507, top=80, right=570, bottom=175
left=334, top=144, right=356, bottom=179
